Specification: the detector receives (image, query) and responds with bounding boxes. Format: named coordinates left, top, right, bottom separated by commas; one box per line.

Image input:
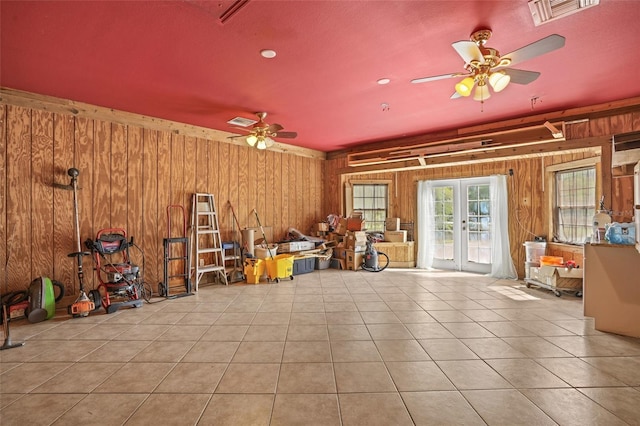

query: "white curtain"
left=489, top=175, right=518, bottom=279
left=416, top=180, right=435, bottom=269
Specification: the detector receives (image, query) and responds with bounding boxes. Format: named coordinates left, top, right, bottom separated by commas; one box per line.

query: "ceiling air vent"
left=227, top=116, right=257, bottom=127
left=528, top=0, right=600, bottom=26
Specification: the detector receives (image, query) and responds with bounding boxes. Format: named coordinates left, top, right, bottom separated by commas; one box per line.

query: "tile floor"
left=2, top=268, right=640, bottom=425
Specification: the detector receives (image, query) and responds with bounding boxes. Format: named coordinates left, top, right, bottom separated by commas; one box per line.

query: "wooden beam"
left=337, top=137, right=607, bottom=175
left=0, top=87, right=326, bottom=160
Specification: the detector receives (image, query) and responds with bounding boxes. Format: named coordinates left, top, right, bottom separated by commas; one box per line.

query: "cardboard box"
left=530, top=266, right=583, bottom=290
left=336, top=219, right=348, bottom=235
left=345, top=231, right=367, bottom=249
left=278, top=241, right=316, bottom=253
left=385, top=217, right=400, bottom=231
left=312, top=222, right=329, bottom=232
left=384, top=230, right=407, bottom=243
left=347, top=218, right=365, bottom=231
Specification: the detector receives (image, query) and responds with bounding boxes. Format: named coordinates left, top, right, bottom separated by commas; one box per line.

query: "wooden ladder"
left=191, top=193, right=228, bottom=290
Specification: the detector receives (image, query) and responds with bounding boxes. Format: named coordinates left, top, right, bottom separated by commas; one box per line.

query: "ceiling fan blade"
left=452, top=40, right=485, bottom=65
left=450, top=92, right=463, bottom=100
left=411, top=72, right=467, bottom=84
left=268, top=123, right=284, bottom=133
left=274, top=131, right=297, bottom=139
left=504, top=68, right=541, bottom=85
left=500, top=34, right=565, bottom=67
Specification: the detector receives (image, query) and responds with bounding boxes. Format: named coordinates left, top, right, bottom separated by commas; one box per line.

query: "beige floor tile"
left=461, top=337, right=527, bottom=359
left=251, top=312, right=291, bottom=325
left=334, top=362, right=395, bottom=393
left=53, top=393, right=148, bottom=425
left=292, top=302, right=325, bottom=312
left=78, top=340, right=150, bottom=362
left=294, top=294, right=324, bottom=303
left=232, top=341, right=284, bottom=363
left=581, top=357, right=640, bottom=386
left=277, top=363, right=336, bottom=393
left=339, top=392, right=413, bottom=426
left=325, top=312, right=364, bottom=324
left=200, top=324, right=248, bottom=341
left=175, top=312, right=221, bottom=325
left=366, top=323, right=413, bottom=340
left=351, top=293, right=383, bottom=302
left=402, top=390, right=486, bottom=425
left=258, top=302, right=293, bottom=312
left=140, top=312, right=187, bottom=325
left=323, top=293, right=354, bottom=303
left=110, top=323, right=172, bottom=341
left=463, top=389, right=556, bottom=425
left=271, top=393, right=340, bottom=426
left=501, top=336, right=573, bottom=358
left=181, top=340, right=240, bottom=363
left=289, top=312, right=326, bottom=324
left=28, top=339, right=105, bottom=362
left=405, top=322, right=455, bottom=339
left=417, top=300, right=454, bottom=310
left=94, top=362, right=174, bottom=393
left=374, top=339, right=430, bottom=361
left=587, top=335, right=640, bottom=356
left=0, top=393, right=85, bottom=426
left=545, top=336, right=622, bottom=357
left=130, top=341, right=195, bottom=363
left=225, top=302, right=263, bottom=313
left=216, top=363, right=280, bottom=393
left=126, top=393, right=211, bottom=425
left=331, top=340, right=382, bottom=362
left=243, top=324, right=288, bottom=341
left=327, top=324, right=371, bottom=340
left=486, top=358, right=569, bottom=388
left=27, top=323, right=97, bottom=340
left=537, top=357, right=626, bottom=387
left=33, top=362, right=122, bottom=393
left=155, top=363, right=227, bottom=393
left=287, top=324, right=329, bottom=341
left=0, top=362, right=71, bottom=393
left=324, top=302, right=358, bottom=312
left=419, top=338, right=479, bottom=360
left=355, top=301, right=390, bottom=312
left=478, top=321, right=538, bottom=337
left=513, top=320, right=577, bottom=336
left=72, top=323, right=132, bottom=340
left=428, top=310, right=474, bottom=322
left=157, top=324, right=209, bottom=341
left=392, top=310, right=435, bottom=323
left=460, top=309, right=508, bottom=322
left=442, top=322, right=495, bottom=338
left=214, top=312, right=255, bottom=325
left=579, top=387, right=640, bottom=425
left=360, top=311, right=400, bottom=324
left=282, top=340, right=332, bottom=363
left=386, top=361, right=455, bottom=391
left=522, top=388, right=628, bottom=425
left=385, top=301, right=423, bottom=311
left=436, top=360, right=512, bottom=389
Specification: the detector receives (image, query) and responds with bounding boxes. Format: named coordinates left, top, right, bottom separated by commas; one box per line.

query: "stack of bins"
left=524, top=241, right=546, bottom=279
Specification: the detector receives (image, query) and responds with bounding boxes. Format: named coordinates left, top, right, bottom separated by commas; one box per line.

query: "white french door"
left=430, top=178, right=492, bottom=274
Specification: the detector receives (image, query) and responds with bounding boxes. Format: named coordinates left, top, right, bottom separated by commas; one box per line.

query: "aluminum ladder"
left=191, top=193, right=228, bottom=290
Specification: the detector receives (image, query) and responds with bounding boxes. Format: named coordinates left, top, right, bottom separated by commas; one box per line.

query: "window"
left=353, top=183, right=388, bottom=232
left=554, top=166, right=596, bottom=244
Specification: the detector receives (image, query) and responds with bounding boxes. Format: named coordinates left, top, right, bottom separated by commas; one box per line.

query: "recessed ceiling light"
left=377, top=78, right=391, bottom=85
left=260, top=49, right=277, bottom=59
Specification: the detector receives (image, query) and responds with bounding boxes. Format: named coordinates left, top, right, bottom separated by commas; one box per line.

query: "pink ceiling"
left=2, top=1, right=640, bottom=152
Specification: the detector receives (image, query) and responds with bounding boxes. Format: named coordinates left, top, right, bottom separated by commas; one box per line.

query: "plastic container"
left=293, top=256, right=315, bottom=275
left=244, top=258, right=264, bottom=284
left=524, top=261, right=540, bottom=279
left=605, top=222, right=635, bottom=245
left=523, top=241, right=546, bottom=263
left=255, top=244, right=278, bottom=259
left=265, top=254, right=294, bottom=282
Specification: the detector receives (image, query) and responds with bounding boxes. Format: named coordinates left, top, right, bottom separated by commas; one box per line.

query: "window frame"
left=546, top=157, right=601, bottom=245
left=347, top=180, right=390, bottom=232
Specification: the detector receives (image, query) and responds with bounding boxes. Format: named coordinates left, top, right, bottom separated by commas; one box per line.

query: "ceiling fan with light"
left=228, top=112, right=297, bottom=150
left=411, top=29, right=565, bottom=102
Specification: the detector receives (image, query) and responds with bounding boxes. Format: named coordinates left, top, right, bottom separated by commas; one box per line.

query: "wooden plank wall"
left=324, top=111, right=640, bottom=279
left=1, top=103, right=324, bottom=294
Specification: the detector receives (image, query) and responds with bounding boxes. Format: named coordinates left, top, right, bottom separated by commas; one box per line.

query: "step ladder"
left=160, top=205, right=193, bottom=298
left=191, top=193, right=228, bottom=290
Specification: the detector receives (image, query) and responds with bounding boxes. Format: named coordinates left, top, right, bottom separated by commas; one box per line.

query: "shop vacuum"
left=361, top=240, right=390, bottom=272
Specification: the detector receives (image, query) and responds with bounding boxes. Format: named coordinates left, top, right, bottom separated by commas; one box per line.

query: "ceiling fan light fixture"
left=489, top=71, right=510, bottom=92
left=455, top=76, right=475, bottom=97
left=256, top=138, right=268, bottom=150
left=246, top=134, right=258, bottom=147
left=473, top=84, right=491, bottom=102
